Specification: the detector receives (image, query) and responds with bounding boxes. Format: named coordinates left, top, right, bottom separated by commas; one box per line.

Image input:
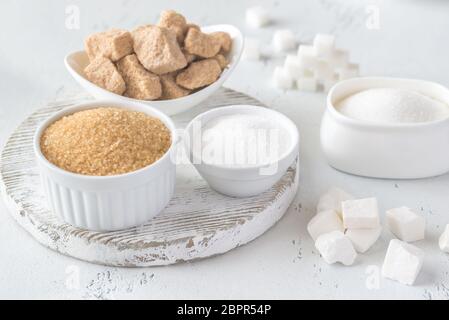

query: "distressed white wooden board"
left=0, top=88, right=299, bottom=267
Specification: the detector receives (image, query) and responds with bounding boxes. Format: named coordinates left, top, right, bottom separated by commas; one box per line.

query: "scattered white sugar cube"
left=317, top=187, right=354, bottom=217
left=327, top=49, right=349, bottom=69
left=242, top=38, right=261, bottom=60
left=313, top=34, right=336, bottom=57
left=342, top=197, right=380, bottom=229
left=381, top=239, right=424, bottom=285
left=386, top=207, right=425, bottom=242
left=246, top=6, right=270, bottom=28
left=336, top=63, right=359, bottom=80
left=439, top=224, right=449, bottom=253
left=307, top=210, right=344, bottom=241
left=273, top=66, right=293, bottom=89
left=296, top=76, right=318, bottom=92
left=273, top=29, right=296, bottom=53
left=345, top=226, right=382, bottom=253
left=315, top=231, right=357, bottom=266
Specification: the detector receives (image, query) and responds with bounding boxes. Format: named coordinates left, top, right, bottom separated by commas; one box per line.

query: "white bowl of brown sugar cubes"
left=34, top=100, right=177, bottom=231
left=65, top=10, right=243, bottom=116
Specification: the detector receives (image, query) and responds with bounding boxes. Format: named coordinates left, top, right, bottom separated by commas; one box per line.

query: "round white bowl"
left=34, top=100, right=177, bottom=231
left=65, top=24, right=244, bottom=116
left=321, top=77, right=449, bottom=179
left=184, top=105, right=300, bottom=197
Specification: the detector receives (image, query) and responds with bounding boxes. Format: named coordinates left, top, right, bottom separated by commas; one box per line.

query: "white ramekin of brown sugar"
left=33, top=100, right=177, bottom=231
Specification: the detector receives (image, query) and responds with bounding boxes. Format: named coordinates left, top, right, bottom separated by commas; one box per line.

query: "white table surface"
left=1, top=0, right=449, bottom=300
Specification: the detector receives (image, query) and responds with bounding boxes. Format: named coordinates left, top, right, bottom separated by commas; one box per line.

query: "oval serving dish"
left=65, top=24, right=244, bottom=116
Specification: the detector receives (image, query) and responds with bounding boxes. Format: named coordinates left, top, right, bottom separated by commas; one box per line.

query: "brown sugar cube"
left=186, top=23, right=201, bottom=31
left=84, top=56, right=126, bottom=95
left=132, top=25, right=187, bottom=75
left=211, top=32, right=232, bottom=53
left=160, top=73, right=191, bottom=100
left=85, top=29, right=133, bottom=62
left=182, top=49, right=197, bottom=63
left=116, top=54, right=162, bottom=100
left=176, top=59, right=221, bottom=90
left=157, top=10, right=188, bottom=44
left=184, top=28, right=221, bottom=58
left=212, top=54, right=229, bottom=70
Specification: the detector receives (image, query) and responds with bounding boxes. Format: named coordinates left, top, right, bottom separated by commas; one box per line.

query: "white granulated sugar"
left=337, top=88, right=449, bottom=124
left=200, top=114, right=291, bottom=168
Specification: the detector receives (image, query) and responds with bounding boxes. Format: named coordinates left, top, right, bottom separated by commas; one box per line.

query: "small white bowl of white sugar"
left=184, top=105, right=299, bottom=197
left=321, top=77, right=449, bottom=179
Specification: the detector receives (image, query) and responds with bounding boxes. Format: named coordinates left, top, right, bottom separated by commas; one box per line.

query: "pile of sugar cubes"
left=273, top=34, right=359, bottom=92
left=307, top=188, right=440, bottom=286
left=243, top=6, right=359, bottom=92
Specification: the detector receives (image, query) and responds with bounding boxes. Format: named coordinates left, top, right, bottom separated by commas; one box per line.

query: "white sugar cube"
left=382, top=239, right=424, bottom=285
left=315, top=231, right=357, bottom=266
left=439, top=224, right=449, bottom=253
left=327, top=49, right=349, bottom=69
left=342, top=198, right=380, bottom=229
left=317, top=187, right=354, bottom=217
left=317, top=188, right=355, bottom=212
left=242, top=38, right=261, bottom=60
left=273, top=66, right=293, bottom=89
left=386, top=207, right=425, bottom=242
left=284, top=54, right=314, bottom=78
left=297, top=45, right=318, bottom=67
left=296, top=77, right=317, bottom=91
left=345, top=226, right=382, bottom=253
left=336, top=63, right=359, bottom=81
left=307, top=210, right=344, bottom=241
left=314, top=60, right=334, bottom=80
left=313, top=34, right=336, bottom=57
left=297, top=44, right=317, bottom=57
left=246, top=6, right=270, bottom=28
left=284, top=55, right=307, bottom=78
left=273, top=29, right=296, bottom=52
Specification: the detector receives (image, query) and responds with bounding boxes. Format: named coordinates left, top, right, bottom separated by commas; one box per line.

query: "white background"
left=1, top=0, right=449, bottom=299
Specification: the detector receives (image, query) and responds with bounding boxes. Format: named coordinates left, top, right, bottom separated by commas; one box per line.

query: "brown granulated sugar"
left=40, top=107, right=171, bottom=176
